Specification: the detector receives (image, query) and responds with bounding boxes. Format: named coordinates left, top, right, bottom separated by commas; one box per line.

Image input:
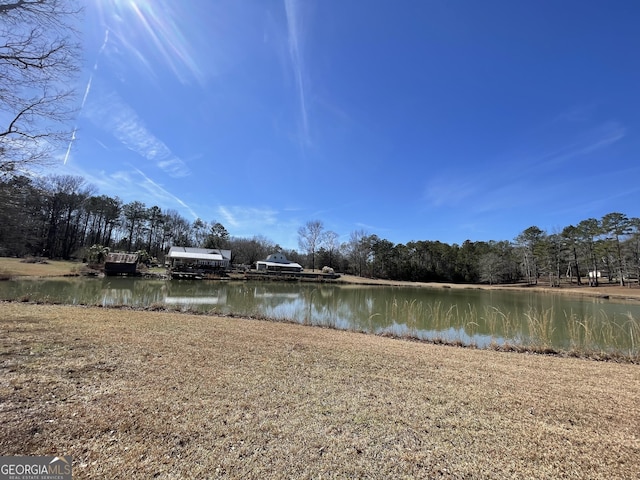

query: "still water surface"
left=2, top=278, right=639, bottom=354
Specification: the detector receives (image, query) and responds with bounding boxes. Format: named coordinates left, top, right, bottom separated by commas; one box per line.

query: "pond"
left=1, top=278, right=639, bottom=357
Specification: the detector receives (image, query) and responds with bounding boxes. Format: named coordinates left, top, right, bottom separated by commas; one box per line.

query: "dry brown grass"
left=1, top=302, right=638, bottom=479
left=0, top=257, right=81, bottom=278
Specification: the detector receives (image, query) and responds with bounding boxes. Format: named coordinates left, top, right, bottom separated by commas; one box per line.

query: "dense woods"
left=1, top=174, right=640, bottom=285
left=0, top=175, right=283, bottom=267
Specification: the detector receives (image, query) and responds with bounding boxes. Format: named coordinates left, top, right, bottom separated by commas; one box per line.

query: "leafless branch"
left=0, top=0, right=81, bottom=175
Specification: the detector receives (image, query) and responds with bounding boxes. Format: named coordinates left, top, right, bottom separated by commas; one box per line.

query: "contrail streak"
left=62, top=128, right=77, bottom=165
left=98, top=29, right=110, bottom=56
left=80, top=73, right=93, bottom=109
left=64, top=29, right=110, bottom=164
left=284, top=0, right=310, bottom=145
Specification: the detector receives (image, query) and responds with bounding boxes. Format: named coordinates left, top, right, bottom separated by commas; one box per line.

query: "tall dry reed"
left=381, top=297, right=638, bottom=361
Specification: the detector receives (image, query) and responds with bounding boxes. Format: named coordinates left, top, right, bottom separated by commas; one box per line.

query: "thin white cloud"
left=84, top=88, right=191, bottom=178
left=132, top=167, right=198, bottom=218
left=523, top=121, right=625, bottom=171
left=55, top=161, right=199, bottom=220
left=424, top=121, right=626, bottom=211
left=214, top=204, right=306, bottom=248
left=551, top=104, right=596, bottom=124
left=284, top=0, right=311, bottom=146
left=218, top=206, right=238, bottom=227
left=425, top=176, right=478, bottom=208
left=355, top=222, right=383, bottom=232
left=218, top=205, right=278, bottom=229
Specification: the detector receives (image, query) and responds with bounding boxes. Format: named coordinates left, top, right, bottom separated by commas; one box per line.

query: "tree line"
left=2, top=174, right=639, bottom=286
left=0, top=174, right=279, bottom=266
left=300, top=215, right=640, bottom=286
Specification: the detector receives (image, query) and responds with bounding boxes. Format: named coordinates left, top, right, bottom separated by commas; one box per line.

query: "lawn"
left=0, top=257, right=81, bottom=278
left=1, top=302, right=638, bottom=479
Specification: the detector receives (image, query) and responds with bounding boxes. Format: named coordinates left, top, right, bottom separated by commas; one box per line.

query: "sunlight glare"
left=94, top=0, right=205, bottom=85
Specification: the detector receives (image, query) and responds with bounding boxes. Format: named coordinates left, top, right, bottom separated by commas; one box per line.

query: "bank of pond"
left=1, top=277, right=638, bottom=362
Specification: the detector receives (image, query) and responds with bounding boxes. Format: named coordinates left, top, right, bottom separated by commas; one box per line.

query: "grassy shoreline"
left=4, top=298, right=638, bottom=364
left=2, top=257, right=639, bottom=362
left=1, top=302, right=639, bottom=479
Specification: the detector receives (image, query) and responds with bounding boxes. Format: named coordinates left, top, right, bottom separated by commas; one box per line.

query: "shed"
left=104, top=252, right=139, bottom=276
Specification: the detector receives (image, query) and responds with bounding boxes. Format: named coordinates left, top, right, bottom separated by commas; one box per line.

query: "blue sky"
left=59, top=0, right=640, bottom=249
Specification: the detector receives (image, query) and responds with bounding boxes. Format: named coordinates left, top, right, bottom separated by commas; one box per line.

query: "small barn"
left=256, top=253, right=303, bottom=273
left=104, top=252, right=139, bottom=276
left=167, top=247, right=231, bottom=272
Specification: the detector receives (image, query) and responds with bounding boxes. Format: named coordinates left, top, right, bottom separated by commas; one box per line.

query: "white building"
left=167, top=247, right=231, bottom=270
left=256, top=253, right=303, bottom=272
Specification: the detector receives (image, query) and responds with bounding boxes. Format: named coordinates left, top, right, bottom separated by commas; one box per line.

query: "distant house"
left=167, top=247, right=231, bottom=271
left=104, top=252, right=139, bottom=276
left=256, top=253, right=303, bottom=273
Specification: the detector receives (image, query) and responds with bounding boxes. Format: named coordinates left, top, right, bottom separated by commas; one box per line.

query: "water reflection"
left=1, top=278, right=638, bottom=356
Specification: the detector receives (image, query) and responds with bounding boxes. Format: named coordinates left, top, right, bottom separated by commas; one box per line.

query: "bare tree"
left=0, top=0, right=81, bottom=176
left=298, top=220, right=325, bottom=271
left=322, top=230, right=339, bottom=269
left=229, top=235, right=276, bottom=267
left=192, top=218, right=208, bottom=247
left=478, top=252, right=501, bottom=285
left=162, top=209, right=193, bottom=248
left=344, top=229, right=370, bottom=277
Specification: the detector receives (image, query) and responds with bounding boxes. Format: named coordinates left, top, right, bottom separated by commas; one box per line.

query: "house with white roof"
left=256, top=252, right=303, bottom=273
left=167, top=246, right=231, bottom=271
